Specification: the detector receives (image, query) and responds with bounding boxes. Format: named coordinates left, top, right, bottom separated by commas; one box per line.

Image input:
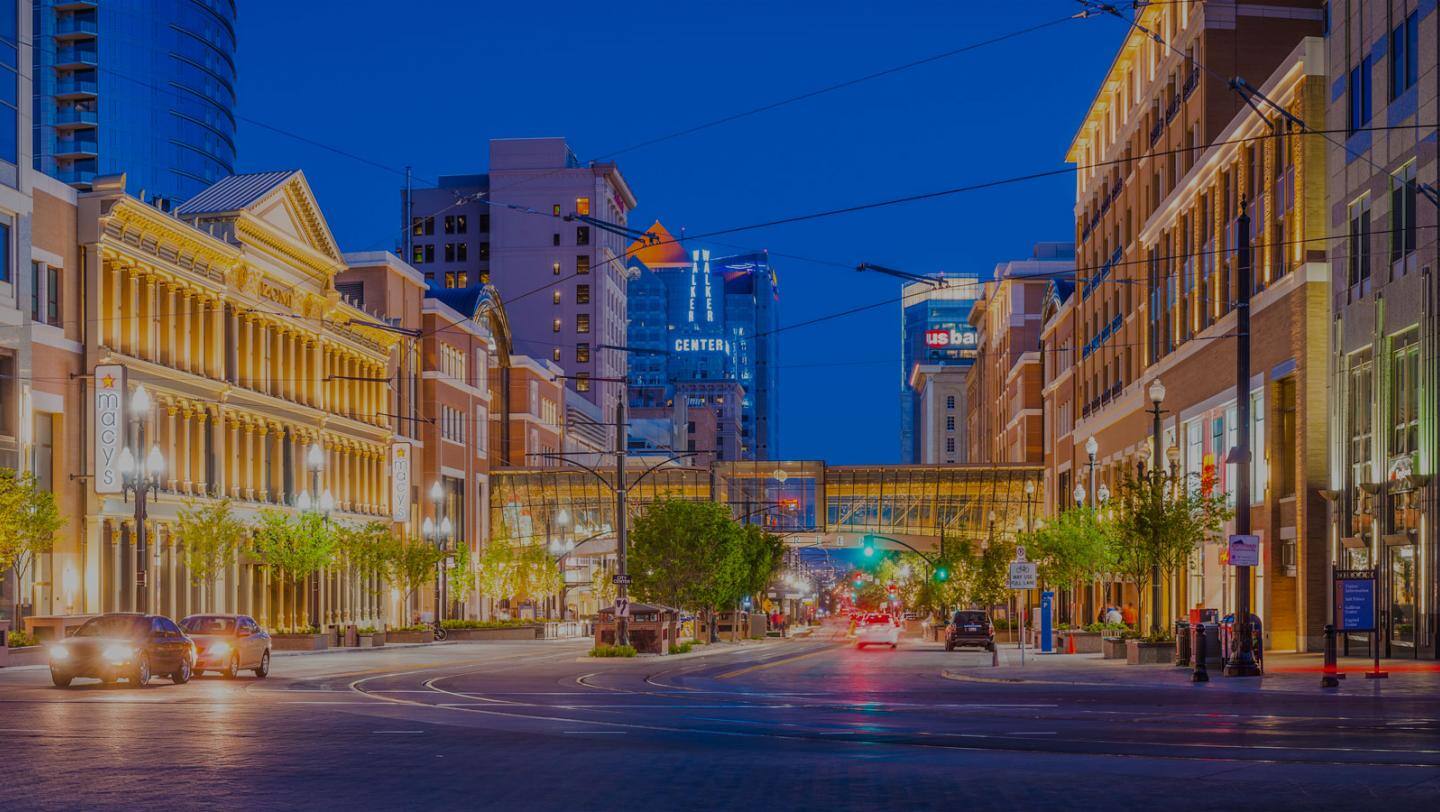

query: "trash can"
left=1174, top=619, right=1191, bottom=666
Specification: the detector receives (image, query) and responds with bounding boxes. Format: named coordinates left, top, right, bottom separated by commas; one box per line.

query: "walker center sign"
left=390, top=442, right=412, bottom=522
left=93, top=365, right=126, bottom=494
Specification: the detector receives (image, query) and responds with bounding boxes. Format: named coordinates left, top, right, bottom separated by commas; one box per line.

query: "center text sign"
left=390, top=442, right=412, bottom=522
left=93, top=365, right=126, bottom=494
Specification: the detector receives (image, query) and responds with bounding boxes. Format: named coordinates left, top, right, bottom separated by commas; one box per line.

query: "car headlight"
left=210, top=641, right=231, bottom=656
left=103, top=644, right=135, bottom=662
left=49, top=645, right=69, bottom=661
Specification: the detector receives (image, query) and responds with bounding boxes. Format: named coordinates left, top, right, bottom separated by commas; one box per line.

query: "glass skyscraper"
left=899, top=278, right=981, bottom=463
left=32, top=0, right=237, bottom=205
left=626, top=225, right=780, bottom=460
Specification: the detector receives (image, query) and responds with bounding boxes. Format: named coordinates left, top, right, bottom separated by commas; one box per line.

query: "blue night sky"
left=234, top=1, right=1119, bottom=464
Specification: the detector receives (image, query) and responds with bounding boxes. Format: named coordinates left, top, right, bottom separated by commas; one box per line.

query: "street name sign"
left=1228, top=534, right=1260, bottom=567
left=1008, top=561, right=1037, bottom=590
left=612, top=574, right=632, bottom=586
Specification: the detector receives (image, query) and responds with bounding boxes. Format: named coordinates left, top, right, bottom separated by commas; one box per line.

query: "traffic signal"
left=934, top=567, right=950, bottom=582
left=862, top=536, right=876, bottom=557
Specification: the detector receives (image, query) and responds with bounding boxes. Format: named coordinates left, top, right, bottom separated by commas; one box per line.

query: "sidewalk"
left=940, top=648, right=1440, bottom=696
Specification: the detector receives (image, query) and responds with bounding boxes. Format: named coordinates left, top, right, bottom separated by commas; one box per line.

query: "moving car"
left=944, top=610, right=996, bottom=652
left=48, top=613, right=195, bottom=688
left=180, top=614, right=272, bottom=679
left=855, top=613, right=900, bottom=649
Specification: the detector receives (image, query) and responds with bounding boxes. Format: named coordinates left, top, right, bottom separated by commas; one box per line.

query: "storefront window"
left=1390, top=332, right=1419, bottom=459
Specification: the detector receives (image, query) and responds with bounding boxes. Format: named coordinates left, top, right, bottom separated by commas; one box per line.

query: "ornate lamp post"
left=423, top=481, right=452, bottom=626
left=1085, top=435, right=1099, bottom=506
left=295, top=442, right=334, bottom=629
left=119, top=385, right=164, bottom=612
left=1146, top=378, right=1167, bottom=634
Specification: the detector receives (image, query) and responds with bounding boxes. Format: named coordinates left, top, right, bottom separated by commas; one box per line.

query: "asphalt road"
left=2, top=621, right=1437, bottom=810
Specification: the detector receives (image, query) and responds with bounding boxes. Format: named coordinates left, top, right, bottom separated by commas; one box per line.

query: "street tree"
left=382, top=533, right=446, bottom=622
left=475, top=538, right=563, bottom=613
left=447, top=542, right=477, bottom=608
left=969, top=535, right=1016, bottom=623
left=0, top=469, right=64, bottom=622
left=629, top=499, right=744, bottom=640
left=1026, top=506, right=1116, bottom=625
left=734, top=523, right=784, bottom=607
left=1110, top=466, right=1231, bottom=635
left=173, top=498, right=247, bottom=610
left=251, top=510, right=336, bottom=630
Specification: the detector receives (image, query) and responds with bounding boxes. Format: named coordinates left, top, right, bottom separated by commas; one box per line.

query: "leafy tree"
left=733, top=524, right=784, bottom=606
left=475, top=539, right=563, bottom=607
left=1110, top=467, right=1231, bottom=634
left=174, top=498, right=246, bottom=601
left=629, top=499, right=744, bottom=639
left=250, top=510, right=337, bottom=631
left=382, top=533, right=446, bottom=614
left=334, top=521, right=394, bottom=575
left=590, top=560, right=617, bottom=607
left=447, top=542, right=476, bottom=606
left=969, top=535, right=1016, bottom=618
left=0, top=469, right=64, bottom=620
left=1026, top=506, right=1116, bottom=624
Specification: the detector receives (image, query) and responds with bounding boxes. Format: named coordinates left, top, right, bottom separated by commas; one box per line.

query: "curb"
left=576, top=638, right=787, bottom=663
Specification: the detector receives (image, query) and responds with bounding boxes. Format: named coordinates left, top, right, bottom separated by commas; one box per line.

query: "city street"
left=2, top=622, right=1437, bottom=810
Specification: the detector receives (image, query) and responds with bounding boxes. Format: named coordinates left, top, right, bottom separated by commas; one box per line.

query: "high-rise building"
left=404, top=138, right=637, bottom=427
left=1060, top=2, right=1328, bottom=647
left=625, top=223, right=780, bottom=461
left=1325, top=1, right=1437, bottom=660
left=32, top=0, right=238, bottom=204
left=899, top=277, right=982, bottom=463
left=965, top=244, right=1073, bottom=465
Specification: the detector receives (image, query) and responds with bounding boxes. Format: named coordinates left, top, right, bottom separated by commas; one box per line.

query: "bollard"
left=1321, top=623, right=1341, bottom=688
left=1191, top=623, right=1209, bottom=683
left=991, top=643, right=999, bottom=668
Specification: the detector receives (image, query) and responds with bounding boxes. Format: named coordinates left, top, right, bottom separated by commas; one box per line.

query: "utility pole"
left=1226, top=204, right=1261, bottom=677
left=614, top=400, right=629, bottom=648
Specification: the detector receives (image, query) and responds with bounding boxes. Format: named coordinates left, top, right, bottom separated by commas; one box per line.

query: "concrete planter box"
left=1101, top=637, right=1128, bottom=659
left=4, top=646, right=48, bottom=667
left=272, top=633, right=329, bottom=652
left=385, top=630, right=431, bottom=644
left=1058, top=630, right=1103, bottom=654
left=357, top=633, right=383, bottom=648
left=1126, top=639, right=1172, bottom=665
left=445, top=626, right=541, bottom=641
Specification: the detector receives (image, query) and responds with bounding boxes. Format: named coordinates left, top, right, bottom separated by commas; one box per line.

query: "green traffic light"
left=935, top=567, right=949, bottom=582
left=862, top=535, right=876, bottom=557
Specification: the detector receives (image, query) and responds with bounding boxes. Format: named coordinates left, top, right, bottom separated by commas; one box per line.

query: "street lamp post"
left=1085, top=435, right=1099, bottom=507
left=1024, top=479, right=1037, bottom=534
left=296, top=442, right=334, bottom=629
left=1147, top=378, right=1167, bottom=635
left=119, top=385, right=163, bottom=613
left=424, top=481, right=452, bottom=628
left=1226, top=205, right=1261, bottom=677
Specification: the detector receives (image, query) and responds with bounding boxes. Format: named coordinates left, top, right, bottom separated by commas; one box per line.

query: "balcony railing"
left=55, top=16, right=99, bottom=37
left=55, top=77, right=98, bottom=97
left=54, top=136, right=98, bottom=157
left=55, top=44, right=98, bottom=68
left=54, top=108, right=98, bottom=127
left=54, top=166, right=96, bottom=186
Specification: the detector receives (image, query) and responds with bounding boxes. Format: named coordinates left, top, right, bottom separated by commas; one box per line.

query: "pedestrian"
left=1121, top=603, right=1137, bottom=626
left=1104, top=605, right=1123, bottom=625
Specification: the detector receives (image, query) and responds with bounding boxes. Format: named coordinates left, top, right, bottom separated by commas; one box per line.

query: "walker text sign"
left=1008, top=561, right=1037, bottom=590
left=93, top=365, right=126, bottom=494
left=1227, top=534, right=1260, bottom=567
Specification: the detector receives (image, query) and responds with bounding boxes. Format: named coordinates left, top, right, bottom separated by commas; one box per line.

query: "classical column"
left=243, top=420, right=256, bottom=500
left=164, top=403, right=179, bottom=492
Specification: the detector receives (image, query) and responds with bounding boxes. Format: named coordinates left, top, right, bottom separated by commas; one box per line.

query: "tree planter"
left=1125, top=639, right=1171, bottom=665
left=3, top=646, right=48, bottom=667
left=1101, top=637, right=1128, bottom=659
left=445, top=626, right=542, bottom=641
left=357, top=633, right=383, bottom=648
left=385, top=630, right=431, bottom=644
left=1058, top=630, right=1103, bottom=654
left=272, top=633, right=328, bottom=652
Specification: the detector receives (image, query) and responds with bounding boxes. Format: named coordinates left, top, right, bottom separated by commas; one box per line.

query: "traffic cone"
left=1066, top=633, right=1076, bottom=655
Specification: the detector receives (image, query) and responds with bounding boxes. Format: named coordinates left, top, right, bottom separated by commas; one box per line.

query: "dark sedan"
left=48, top=613, right=196, bottom=688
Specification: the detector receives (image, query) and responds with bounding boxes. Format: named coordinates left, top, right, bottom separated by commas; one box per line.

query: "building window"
left=945, top=395, right=955, bottom=410
left=475, top=405, right=488, bottom=456
left=552, top=233, right=560, bottom=246
left=412, top=244, right=433, bottom=265
left=945, top=437, right=955, bottom=453
left=575, top=284, right=590, bottom=304
left=575, top=197, right=591, bottom=216
left=552, top=318, right=561, bottom=333
left=552, top=204, right=561, bottom=216
left=552, top=348, right=561, bottom=362
left=552, top=289, right=562, bottom=304
left=1390, top=12, right=1419, bottom=100
left=1348, top=350, right=1374, bottom=490
left=576, top=255, right=590, bottom=275
left=479, top=214, right=490, bottom=232
left=1391, top=332, right=1420, bottom=458
left=1390, top=162, right=1417, bottom=269
left=411, top=216, right=434, bottom=236
left=576, top=314, right=590, bottom=333
left=444, top=243, right=457, bottom=262
left=477, top=242, right=488, bottom=261
left=576, top=226, right=590, bottom=246
left=575, top=373, right=591, bottom=392
left=552, top=261, right=561, bottom=276
left=945, top=415, right=955, bottom=431
left=29, top=261, right=40, bottom=322
left=576, top=343, right=590, bottom=363
left=1347, top=56, right=1372, bottom=134
left=441, top=405, right=466, bottom=444
left=335, top=280, right=364, bottom=307
left=444, top=215, right=462, bottom=234
left=1347, top=195, right=1371, bottom=290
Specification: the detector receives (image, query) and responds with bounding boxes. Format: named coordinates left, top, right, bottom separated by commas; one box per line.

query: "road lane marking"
left=371, top=730, right=426, bottom=734
left=715, top=647, right=834, bottom=680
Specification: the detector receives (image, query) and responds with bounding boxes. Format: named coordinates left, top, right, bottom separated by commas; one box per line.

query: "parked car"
left=945, top=610, right=995, bottom=652
left=855, top=613, right=900, bottom=649
left=48, top=613, right=195, bottom=688
left=180, top=614, right=272, bottom=679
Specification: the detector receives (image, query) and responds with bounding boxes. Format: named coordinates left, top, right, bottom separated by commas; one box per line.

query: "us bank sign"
left=93, top=365, right=126, bottom=494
